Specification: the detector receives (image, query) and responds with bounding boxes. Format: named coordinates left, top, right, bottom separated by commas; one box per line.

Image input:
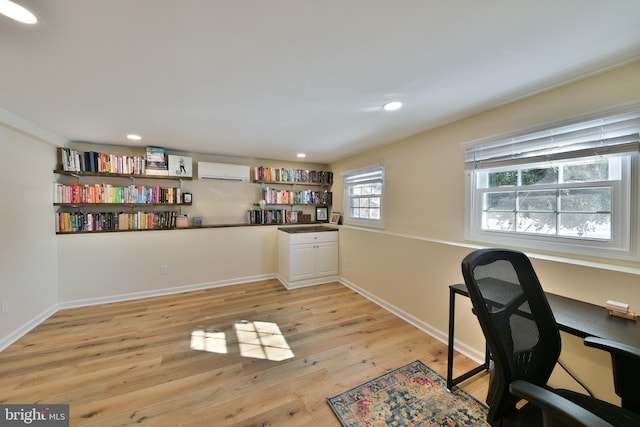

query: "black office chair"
left=461, top=248, right=640, bottom=427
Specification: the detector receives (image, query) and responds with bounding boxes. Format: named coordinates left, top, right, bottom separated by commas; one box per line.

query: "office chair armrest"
left=584, top=336, right=640, bottom=410
left=584, top=337, right=640, bottom=360
left=509, top=380, right=614, bottom=427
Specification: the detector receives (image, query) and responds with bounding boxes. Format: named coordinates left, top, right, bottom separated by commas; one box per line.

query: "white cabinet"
left=278, top=228, right=338, bottom=289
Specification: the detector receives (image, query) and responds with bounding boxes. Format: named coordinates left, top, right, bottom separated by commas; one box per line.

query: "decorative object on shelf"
left=183, top=193, right=192, bottom=203
left=259, top=199, right=266, bottom=210
left=316, top=206, right=328, bottom=222
left=175, top=215, right=188, bottom=228
left=168, top=155, right=193, bottom=177
left=193, top=216, right=203, bottom=227
left=329, top=212, right=341, bottom=225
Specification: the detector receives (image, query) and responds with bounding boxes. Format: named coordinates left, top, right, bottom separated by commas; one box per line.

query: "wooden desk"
left=447, top=282, right=640, bottom=391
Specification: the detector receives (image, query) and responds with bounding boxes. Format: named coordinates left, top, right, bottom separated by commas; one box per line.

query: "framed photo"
left=316, top=206, right=329, bottom=222
left=168, top=155, right=193, bottom=177
left=183, top=193, right=192, bottom=203
left=329, top=212, right=341, bottom=225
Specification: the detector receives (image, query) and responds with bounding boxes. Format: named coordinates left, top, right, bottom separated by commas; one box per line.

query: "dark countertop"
left=278, top=226, right=337, bottom=234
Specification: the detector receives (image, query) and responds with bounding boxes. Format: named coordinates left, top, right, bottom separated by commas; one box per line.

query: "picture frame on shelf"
left=316, top=206, right=328, bottom=222
left=168, top=155, right=193, bottom=177
left=329, top=212, right=341, bottom=225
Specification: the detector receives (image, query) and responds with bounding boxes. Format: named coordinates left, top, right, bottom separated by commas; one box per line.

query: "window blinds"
left=343, top=165, right=384, bottom=185
left=464, top=109, right=640, bottom=170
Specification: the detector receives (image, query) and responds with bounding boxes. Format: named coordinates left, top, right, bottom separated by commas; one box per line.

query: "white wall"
left=57, top=225, right=279, bottom=304
left=0, top=124, right=59, bottom=349
left=330, top=60, right=640, bottom=404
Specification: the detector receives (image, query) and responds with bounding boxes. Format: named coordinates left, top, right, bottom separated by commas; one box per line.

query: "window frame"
left=463, top=107, right=640, bottom=261
left=342, top=165, right=385, bottom=229
left=465, top=155, right=636, bottom=260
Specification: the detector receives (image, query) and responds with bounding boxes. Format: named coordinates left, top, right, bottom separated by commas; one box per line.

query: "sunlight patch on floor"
left=190, top=329, right=228, bottom=354
left=190, top=320, right=294, bottom=361
left=234, top=320, right=294, bottom=361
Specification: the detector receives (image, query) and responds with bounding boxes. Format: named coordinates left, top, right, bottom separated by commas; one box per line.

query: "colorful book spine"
left=246, top=209, right=304, bottom=225
left=254, top=166, right=333, bottom=184
left=57, top=148, right=147, bottom=175
left=53, top=184, right=188, bottom=204
left=56, top=210, right=180, bottom=233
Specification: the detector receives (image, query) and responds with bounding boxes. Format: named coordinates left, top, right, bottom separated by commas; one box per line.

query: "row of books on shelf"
left=56, top=211, right=182, bottom=233
left=57, top=147, right=194, bottom=178
left=254, top=166, right=333, bottom=184
left=261, top=188, right=332, bottom=205
left=53, top=183, right=189, bottom=204
left=58, top=148, right=147, bottom=175
left=247, top=209, right=307, bottom=225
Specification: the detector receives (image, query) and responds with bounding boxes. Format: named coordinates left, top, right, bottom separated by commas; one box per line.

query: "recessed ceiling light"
left=382, top=101, right=402, bottom=111
left=126, top=134, right=142, bottom=141
left=0, top=0, right=37, bottom=24
left=297, top=153, right=306, bottom=158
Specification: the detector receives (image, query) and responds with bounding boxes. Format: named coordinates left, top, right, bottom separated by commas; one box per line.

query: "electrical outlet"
left=160, top=265, right=169, bottom=275
left=0, top=299, right=8, bottom=315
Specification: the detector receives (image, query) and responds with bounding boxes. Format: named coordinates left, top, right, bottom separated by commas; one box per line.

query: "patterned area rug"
left=327, top=360, right=490, bottom=427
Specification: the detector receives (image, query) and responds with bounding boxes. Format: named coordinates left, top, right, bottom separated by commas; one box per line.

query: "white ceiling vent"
left=197, top=162, right=250, bottom=182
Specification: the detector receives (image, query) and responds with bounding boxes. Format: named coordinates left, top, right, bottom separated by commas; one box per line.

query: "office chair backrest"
left=462, top=248, right=562, bottom=425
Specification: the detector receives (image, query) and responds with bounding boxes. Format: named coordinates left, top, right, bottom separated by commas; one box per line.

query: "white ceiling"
left=2, top=1, right=640, bottom=164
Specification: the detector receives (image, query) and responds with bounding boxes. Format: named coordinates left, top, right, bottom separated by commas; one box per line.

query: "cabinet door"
left=315, top=241, right=339, bottom=277
left=290, top=244, right=315, bottom=281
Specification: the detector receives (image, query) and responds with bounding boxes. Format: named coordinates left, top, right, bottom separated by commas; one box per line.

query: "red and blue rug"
left=327, top=360, right=489, bottom=427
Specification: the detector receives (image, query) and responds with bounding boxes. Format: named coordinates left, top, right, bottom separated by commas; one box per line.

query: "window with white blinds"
left=464, top=109, right=640, bottom=170
left=343, top=165, right=384, bottom=228
left=464, top=107, right=640, bottom=260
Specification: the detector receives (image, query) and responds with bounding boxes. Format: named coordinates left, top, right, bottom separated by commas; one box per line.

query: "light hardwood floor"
left=0, top=279, right=489, bottom=426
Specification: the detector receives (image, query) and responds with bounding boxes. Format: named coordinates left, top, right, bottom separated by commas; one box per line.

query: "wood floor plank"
left=0, top=279, right=488, bottom=426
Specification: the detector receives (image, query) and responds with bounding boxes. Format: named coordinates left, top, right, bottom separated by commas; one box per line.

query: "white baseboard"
left=0, top=274, right=275, bottom=352
left=0, top=305, right=58, bottom=352
left=338, top=277, right=485, bottom=365
left=276, top=274, right=340, bottom=290
left=58, top=274, right=276, bottom=309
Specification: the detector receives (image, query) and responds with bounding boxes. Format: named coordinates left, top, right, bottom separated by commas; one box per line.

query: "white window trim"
left=463, top=106, right=640, bottom=261
left=343, top=165, right=385, bottom=229
left=464, top=156, right=638, bottom=261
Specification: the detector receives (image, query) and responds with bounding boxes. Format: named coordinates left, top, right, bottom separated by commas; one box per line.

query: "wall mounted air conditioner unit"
left=197, top=161, right=250, bottom=182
